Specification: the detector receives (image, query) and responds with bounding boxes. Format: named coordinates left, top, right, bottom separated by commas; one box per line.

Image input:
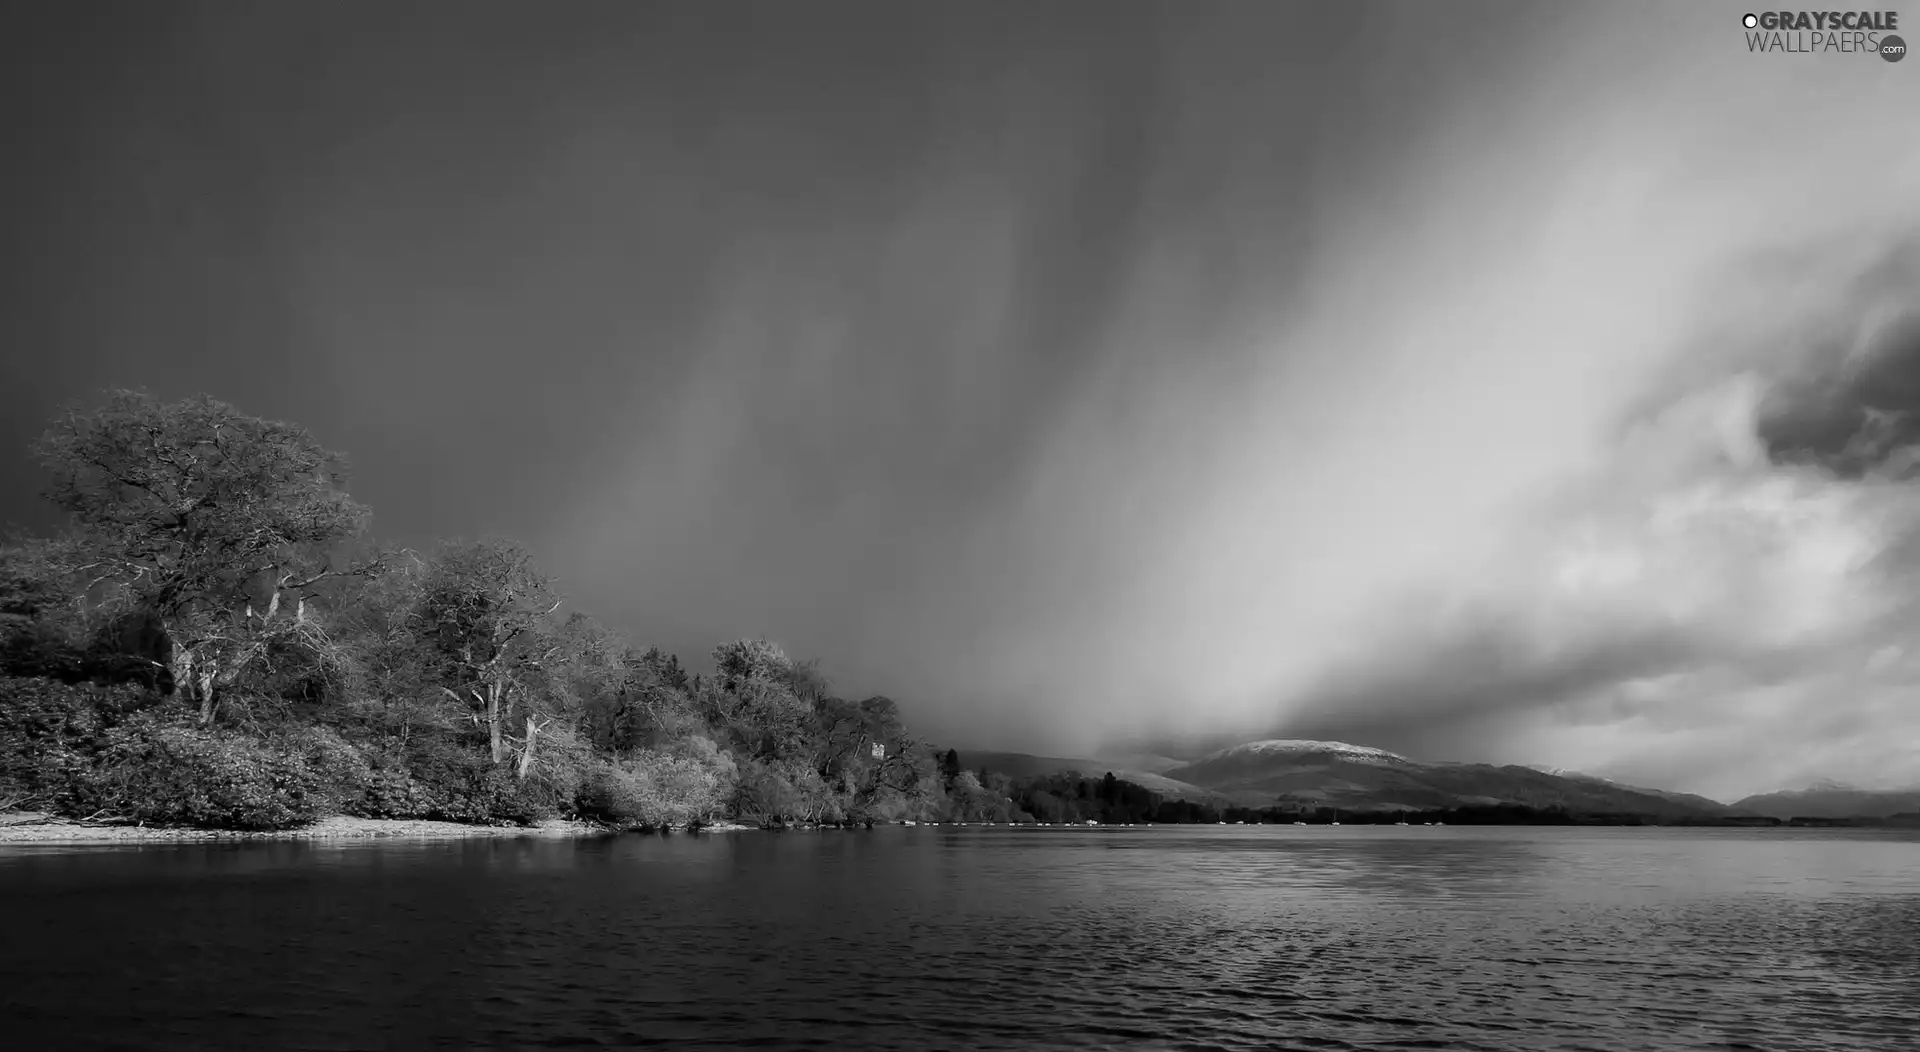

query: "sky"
left=2, top=2, right=1918, bottom=801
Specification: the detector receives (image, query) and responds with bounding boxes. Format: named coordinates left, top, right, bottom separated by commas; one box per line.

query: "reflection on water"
left=3, top=826, right=1918, bottom=1050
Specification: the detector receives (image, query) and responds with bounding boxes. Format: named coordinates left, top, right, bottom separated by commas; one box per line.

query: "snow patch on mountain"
left=1196, top=739, right=1408, bottom=764
left=1527, top=764, right=1605, bottom=782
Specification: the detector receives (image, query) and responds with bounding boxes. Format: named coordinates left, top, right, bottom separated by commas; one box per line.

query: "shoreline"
left=0, top=812, right=758, bottom=846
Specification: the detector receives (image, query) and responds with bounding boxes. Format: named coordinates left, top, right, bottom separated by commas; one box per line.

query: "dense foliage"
left=0, top=393, right=970, bottom=830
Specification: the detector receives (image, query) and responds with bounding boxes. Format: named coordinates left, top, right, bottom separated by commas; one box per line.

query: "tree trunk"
left=171, top=644, right=222, bottom=726
left=517, top=715, right=539, bottom=781
left=170, top=644, right=194, bottom=703
left=487, top=680, right=505, bottom=764
left=197, top=675, right=219, bottom=725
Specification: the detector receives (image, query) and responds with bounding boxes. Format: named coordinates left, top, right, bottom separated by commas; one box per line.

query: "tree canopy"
left=0, top=392, right=977, bottom=830
left=29, top=392, right=377, bottom=723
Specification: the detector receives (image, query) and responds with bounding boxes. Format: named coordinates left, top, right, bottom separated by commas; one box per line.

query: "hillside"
left=1731, top=783, right=1920, bottom=819
left=1530, top=766, right=1740, bottom=816
left=955, top=751, right=1107, bottom=779
left=957, top=750, right=1229, bottom=805
left=1093, top=752, right=1187, bottom=775
left=965, top=739, right=1920, bottom=823
left=1160, top=739, right=1732, bottom=819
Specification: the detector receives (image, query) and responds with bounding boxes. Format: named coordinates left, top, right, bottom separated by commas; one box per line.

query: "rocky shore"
left=0, top=812, right=758, bottom=845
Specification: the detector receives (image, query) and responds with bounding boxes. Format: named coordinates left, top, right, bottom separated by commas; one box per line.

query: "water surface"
left=4, top=825, right=1918, bottom=1050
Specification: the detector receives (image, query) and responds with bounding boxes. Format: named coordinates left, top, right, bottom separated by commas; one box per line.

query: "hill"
left=1529, top=766, right=1740, bottom=816
left=1731, top=782, right=1920, bottom=819
left=1092, top=752, right=1187, bottom=774
left=1159, top=739, right=1732, bottom=819
left=956, top=750, right=1229, bottom=805
left=955, top=750, right=1107, bottom=780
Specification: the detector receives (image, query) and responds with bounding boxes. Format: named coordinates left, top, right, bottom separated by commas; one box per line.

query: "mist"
left=2, top=2, right=1917, bottom=801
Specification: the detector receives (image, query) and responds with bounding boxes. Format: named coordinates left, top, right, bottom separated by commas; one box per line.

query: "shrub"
left=573, top=760, right=648, bottom=827
left=350, top=756, right=434, bottom=820
left=652, top=743, right=735, bottom=824
left=573, top=743, right=735, bottom=829
left=345, top=734, right=551, bottom=825
left=732, top=759, right=806, bottom=826
left=0, top=676, right=157, bottom=812
left=520, top=723, right=591, bottom=814
left=274, top=725, right=374, bottom=808
left=87, top=716, right=332, bottom=830
left=469, top=767, right=550, bottom=825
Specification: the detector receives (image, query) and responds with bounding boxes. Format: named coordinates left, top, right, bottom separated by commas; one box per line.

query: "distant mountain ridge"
left=964, top=739, right=1741, bottom=819
left=1523, top=765, right=1736, bottom=816
left=1194, top=739, right=1408, bottom=764
left=955, top=751, right=1231, bottom=805
left=965, top=739, right=1920, bottom=820
left=1158, top=739, right=1734, bottom=818
left=1731, top=783, right=1920, bottom=819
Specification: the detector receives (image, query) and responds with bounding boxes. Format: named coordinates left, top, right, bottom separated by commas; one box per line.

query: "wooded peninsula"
left=1, top=391, right=1272, bottom=833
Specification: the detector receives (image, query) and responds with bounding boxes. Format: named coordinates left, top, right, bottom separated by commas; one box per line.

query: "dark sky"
left=3, top=2, right=1918, bottom=799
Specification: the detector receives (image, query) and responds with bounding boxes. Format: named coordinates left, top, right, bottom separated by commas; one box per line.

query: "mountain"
left=1104, top=769, right=1235, bottom=804
left=1092, top=752, right=1187, bottom=775
left=1525, top=765, right=1739, bottom=816
left=956, top=750, right=1229, bottom=805
left=1159, top=739, right=1732, bottom=819
left=956, top=751, right=1106, bottom=780
left=1166, top=739, right=1411, bottom=786
left=1730, top=784, right=1920, bottom=819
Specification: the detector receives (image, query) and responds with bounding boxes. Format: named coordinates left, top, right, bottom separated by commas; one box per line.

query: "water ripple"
left=1, top=827, right=1918, bottom=1050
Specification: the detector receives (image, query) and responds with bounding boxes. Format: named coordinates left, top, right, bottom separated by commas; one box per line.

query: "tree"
left=638, top=646, right=690, bottom=693
left=326, top=552, right=438, bottom=741
left=413, top=539, right=564, bottom=775
left=0, top=533, right=90, bottom=679
left=31, top=391, right=377, bottom=723
left=811, top=695, right=901, bottom=777
left=701, top=639, right=811, bottom=763
left=4, top=389, right=989, bottom=834
left=784, top=657, right=831, bottom=706
left=561, top=621, right=695, bottom=756
left=846, top=722, right=942, bottom=823
left=712, top=638, right=793, bottom=688
left=551, top=612, right=625, bottom=745
left=805, top=694, right=922, bottom=822
left=944, top=769, right=1025, bottom=823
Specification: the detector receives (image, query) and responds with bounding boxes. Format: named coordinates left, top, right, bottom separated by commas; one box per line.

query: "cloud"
left=8, top=3, right=1920, bottom=800
left=1234, top=239, right=1920, bottom=800
left=552, top=4, right=1920, bottom=801
left=1077, top=10, right=1920, bottom=800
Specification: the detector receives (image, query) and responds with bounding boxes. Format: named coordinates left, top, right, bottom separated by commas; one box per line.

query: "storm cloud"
left=2, top=2, right=1918, bottom=801
left=1205, top=239, right=1920, bottom=800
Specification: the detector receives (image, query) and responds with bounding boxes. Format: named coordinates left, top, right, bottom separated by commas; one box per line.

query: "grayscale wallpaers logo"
left=1742, top=10, right=1905, bottom=59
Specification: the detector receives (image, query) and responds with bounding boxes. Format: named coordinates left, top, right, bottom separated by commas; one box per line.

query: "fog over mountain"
left=2, top=3, right=1918, bottom=804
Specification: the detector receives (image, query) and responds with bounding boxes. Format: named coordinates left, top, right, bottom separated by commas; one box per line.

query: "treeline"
left=969, top=780, right=1803, bottom=828
left=1778, top=813, right=1920, bottom=828
left=1003, top=771, right=1212, bottom=825
left=0, top=392, right=1002, bottom=832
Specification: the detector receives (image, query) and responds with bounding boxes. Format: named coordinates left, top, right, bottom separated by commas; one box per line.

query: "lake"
left=3, top=825, right=1918, bottom=1050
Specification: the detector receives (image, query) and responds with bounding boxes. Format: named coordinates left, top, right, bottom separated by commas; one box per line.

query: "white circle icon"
left=1743, top=13, right=1758, bottom=28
